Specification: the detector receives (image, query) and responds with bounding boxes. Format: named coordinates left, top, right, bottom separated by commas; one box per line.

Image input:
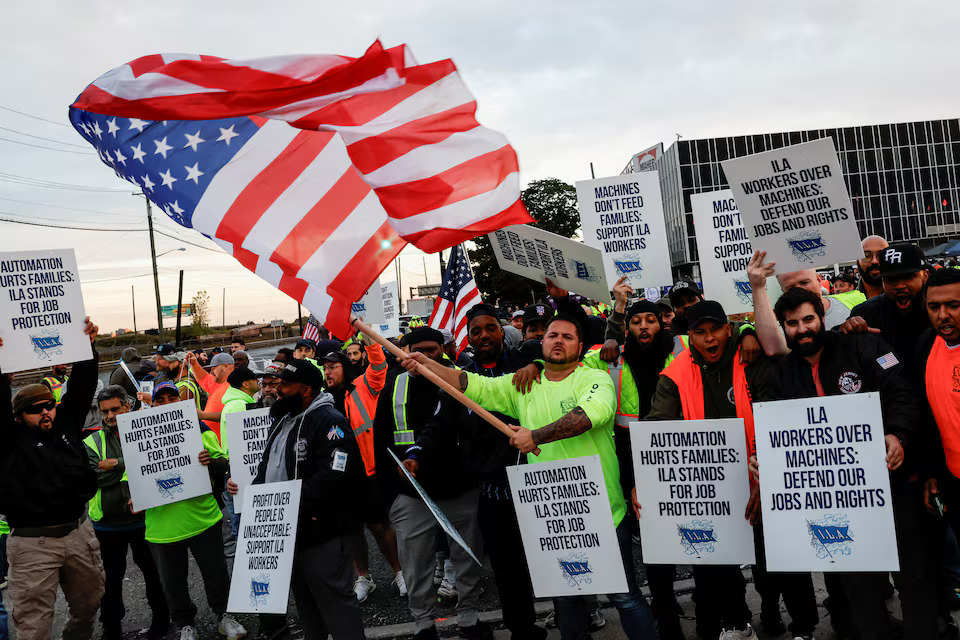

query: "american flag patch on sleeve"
left=877, top=352, right=899, bottom=370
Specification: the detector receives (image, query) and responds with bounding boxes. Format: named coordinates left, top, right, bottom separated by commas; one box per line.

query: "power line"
left=0, top=212, right=147, bottom=232
left=0, top=135, right=94, bottom=155
left=0, top=171, right=129, bottom=193
left=0, top=125, right=89, bottom=148
left=0, top=104, right=72, bottom=128
left=0, top=196, right=142, bottom=218
left=155, top=229, right=225, bottom=253
left=82, top=272, right=155, bottom=284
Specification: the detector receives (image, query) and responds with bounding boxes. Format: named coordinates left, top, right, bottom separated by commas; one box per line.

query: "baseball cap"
left=262, top=361, right=284, bottom=378
left=295, top=338, right=318, bottom=351
left=511, top=309, right=525, bottom=319
left=656, top=298, right=674, bottom=311
left=522, top=303, right=554, bottom=328
left=685, top=300, right=729, bottom=329
left=279, top=359, right=324, bottom=388
left=121, top=347, right=141, bottom=363
left=227, top=368, right=262, bottom=388
left=152, top=382, right=180, bottom=401
left=878, top=243, right=927, bottom=278
left=206, top=352, right=235, bottom=368
left=153, top=343, right=177, bottom=356
left=439, top=329, right=455, bottom=345
left=322, top=351, right=350, bottom=367
left=669, top=279, right=703, bottom=304
left=164, top=350, right=188, bottom=363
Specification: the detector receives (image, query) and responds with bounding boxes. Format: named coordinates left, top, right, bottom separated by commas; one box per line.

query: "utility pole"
left=140, top=194, right=164, bottom=343
left=222, top=288, right=226, bottom=328
left=297, top=303, right=303, bottom=335
left=439, top=248, right=446, bottom=274
left=590, top=162, right=596, bottom=179
left=175, top=270, right=184, bottom=346
left=131, top=285, right=137, bottom=334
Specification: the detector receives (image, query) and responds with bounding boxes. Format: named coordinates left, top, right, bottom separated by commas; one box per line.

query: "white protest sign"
left=228, top=479, right=302, bottom=614
left=378, top=280, right=401, bottom=338
left=631, top=419, right=755, bottom=565
left=388, top=449, right=480, bottom=565
left=0, top=249, right=89, bottom=373
left=139, top=380, right=154, bottom=396
left=753, top=392, right=898, bottom=572
left=117, top=400, right=212, bottom=512
left=352, top=277, right=385, bottom=325
left=225, top=407, right=272, bottom=513
left=721, top=137, right=862, bottom=272
left=488, top=225, right=610, bottom=303
left=575, top=173, right=673, bottom=293
left=690, top=190, right=756, bottom=315
left=507, top=456, right=627, bottom=597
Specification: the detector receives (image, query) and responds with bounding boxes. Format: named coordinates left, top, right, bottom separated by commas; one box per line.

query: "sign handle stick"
left=119, top=360, right=139, bottom=390
left=350, top=317, right=514, bottom=439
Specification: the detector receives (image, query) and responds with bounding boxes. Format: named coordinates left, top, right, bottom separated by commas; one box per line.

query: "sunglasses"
left=23, top=400, right=56, bottom=414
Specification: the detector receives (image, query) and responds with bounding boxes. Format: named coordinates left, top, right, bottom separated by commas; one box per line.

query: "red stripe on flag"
left=453, top=288, right=480, bottom=318
left=325, top=220, right=403, bottom=303
left=232, top=246, right=260, bottom=271
left=430, top=300, right=452, bottom=330
left=346, top=101, right=478, bottom=174
left=374, top=145, right=517, bottom=219
left=399, top=199, right=533, bottom=253
left=324, top=298, right=355, bottom=340
left=277, top=273, right=309, bottom=302
left=127, top=55, right=165, bottom=78
left=268, top=168, right=372, bottom=275
left=215, top=130, right=335, bottom=246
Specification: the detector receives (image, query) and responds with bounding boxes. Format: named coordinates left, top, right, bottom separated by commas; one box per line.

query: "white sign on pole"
left=228, top=479, right=302, bottom=614
left=690, top=190, right=757, bottom=314
left=0, top=249, right=89, bottom=373
left=225, top=407, right=272, bottom=513
left=378, top=280, right=401, bottom=338
left=352, top=278, right=385, bottom=325
left=117, top=400, right=212, bottom=512
left=575, top=173, right=673, bottom=293
left=488, top=225, right=610, bottom=303
left=631, top=419, right=756, bottom=565
left=753, top=393, right=898, bottom=572
left=720, top=137, right=863, bottom=272
left=506, top=456, right=627, bottom=597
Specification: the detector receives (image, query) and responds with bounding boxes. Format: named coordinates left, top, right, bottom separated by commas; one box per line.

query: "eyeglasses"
left=23, top=401, right=56, bottom=414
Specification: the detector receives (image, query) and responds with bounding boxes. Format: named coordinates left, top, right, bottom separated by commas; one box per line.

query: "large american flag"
left=428, top=245, right=480, bottom=353
left=69, top=41, right=531, bottom=338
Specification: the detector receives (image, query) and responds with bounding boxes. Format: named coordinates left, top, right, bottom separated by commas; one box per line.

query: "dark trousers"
left=149, top=523, right=230, bottom=628
left=290, top=535, right=364, bottom=640
left=643, top=562, right=683, bottom=640
left=751, top=525, right=818, bottom=636
left=95, top=526, right=168, bottom=631
left=690, top=565, right=751, bottom=640
left=478, top=488, right=542, bottom=639
left=554, top=520, right=658, bottom=640
left=829, top=480, right=940, bottom=640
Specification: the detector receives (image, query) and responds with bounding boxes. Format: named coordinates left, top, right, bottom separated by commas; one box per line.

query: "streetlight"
left=157, top=247, right=186, bottom=259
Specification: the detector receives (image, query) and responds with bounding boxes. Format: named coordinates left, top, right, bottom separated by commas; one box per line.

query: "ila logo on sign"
left=678, top=520, right=717, bottom=558
left=808, top=514, right=854, bottom=560
left=558, top=552, right=594, bottom=588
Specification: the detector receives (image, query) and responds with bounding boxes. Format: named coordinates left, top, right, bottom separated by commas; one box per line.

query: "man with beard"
left=777, top=268, right=864, bottom=331
left=667, top=278, right=703, bottom=338
left=185, top=352, right=235, bottom=441
left=344, top=342, right=368, bottom=369
left=322, top=335, right=404, bottom=602
left=236, top=359, right=366, bottom=640
left=410, top=304, right=540, bottom=639
left=583, top=279, right=682, bottom=640
left=41, top=364, right=70, bottom=405
left=405, top=315, right=658, bottom=640
left=642, top=301, right=778, bottom=640
left=842, top=243, right=931, bottom=378
left=372, top=326, right=489, bottom=640
left=252, top=363, right=283, bottom=408
left=858, top=235, right=889, bottom=299
left=84, top=386, right=168, bottom=640
left=769, top=287, right=939, bottom=640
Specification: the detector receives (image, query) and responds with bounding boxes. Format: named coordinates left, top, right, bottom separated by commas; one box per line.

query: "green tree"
left=468, top=178, right=579, bottom=305
left=191, top=290, right=210, bottom=330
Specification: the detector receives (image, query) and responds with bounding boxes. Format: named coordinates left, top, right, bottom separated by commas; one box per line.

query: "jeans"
left=554, top=520, right=658, bottom=640
left=222, top=490, right=240, bottom=540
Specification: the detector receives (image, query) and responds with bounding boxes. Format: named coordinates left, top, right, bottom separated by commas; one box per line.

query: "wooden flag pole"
left=350, top=317, right=515, bottom=439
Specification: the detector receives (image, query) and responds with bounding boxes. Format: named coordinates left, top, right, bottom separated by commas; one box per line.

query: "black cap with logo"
left=522, top=303, right=554, bottom=329
left=669, top=279, right=703, bottom=305
left=279, top=359, right=324, bottom=388
left=878, top=243, right=927, bottom=278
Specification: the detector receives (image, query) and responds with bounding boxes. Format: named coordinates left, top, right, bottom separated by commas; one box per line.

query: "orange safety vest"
left=661, top=347, right=757, bottom=465
left=343, top=345, right=387, bottom=476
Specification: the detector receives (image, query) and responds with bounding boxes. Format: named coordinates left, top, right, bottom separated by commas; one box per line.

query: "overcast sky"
left=1, top=1, right=957, bottom=333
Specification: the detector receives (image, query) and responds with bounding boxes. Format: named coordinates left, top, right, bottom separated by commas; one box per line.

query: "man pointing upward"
left=402, top=314, right=657, bottom=640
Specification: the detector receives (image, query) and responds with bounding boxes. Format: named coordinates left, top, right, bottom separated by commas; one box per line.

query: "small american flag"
left=428, top=245, right=480, bottom=353
left=876, top=352, right=899, bottom=370
left=69, top=42, right=531, bottom=338
left=302, top=314, right=322, bottom=343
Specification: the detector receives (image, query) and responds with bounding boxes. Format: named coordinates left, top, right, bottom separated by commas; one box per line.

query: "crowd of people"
left=4, top=233, right=960, bottom=640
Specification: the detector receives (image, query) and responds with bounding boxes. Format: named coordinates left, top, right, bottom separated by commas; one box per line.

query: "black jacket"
left=850, top=293, right=931, bottom=380
left=0, top=349, right=100, bottom=527
left=253, top=393, right=364, bottom=545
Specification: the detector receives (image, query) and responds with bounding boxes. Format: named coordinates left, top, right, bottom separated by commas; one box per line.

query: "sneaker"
left=0, top=577, right=7, bottom=590
left=793, top=636, right=814, bottom=640
left=179, top=627, right=198, bottom=640
left=393, top=571, right=408, bottom=597
left=413, top=627, right=439, bottom=640
left=460, top=621, right=494, bottom=640
left=354, top=575, right=376, bottom=603
left=147, top=616, right=171, bottom=640
left=544, top=610, right=556, bottom=628
left=718, top=624, right=755, bottom=640
left=218, top=614, right=247, bottom=640
left=437, top=577, right=458, bottom=598
left=589, top=605, right=606, bottom=631
left=433, top=562, right=443, bottom=585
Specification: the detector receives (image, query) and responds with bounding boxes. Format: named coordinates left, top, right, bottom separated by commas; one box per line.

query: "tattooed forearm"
left=458, top=371, right=468, bottom=391
left=532, top=407, right=591, bottom=445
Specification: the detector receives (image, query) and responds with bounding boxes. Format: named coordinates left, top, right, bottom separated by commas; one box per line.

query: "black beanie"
left=401, top=327, right=444, bottom=347
left=625, top=300, right=662, bottom=323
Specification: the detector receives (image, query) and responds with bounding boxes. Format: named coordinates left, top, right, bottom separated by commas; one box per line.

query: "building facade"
left=628, top=119, right=960, bottom=274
